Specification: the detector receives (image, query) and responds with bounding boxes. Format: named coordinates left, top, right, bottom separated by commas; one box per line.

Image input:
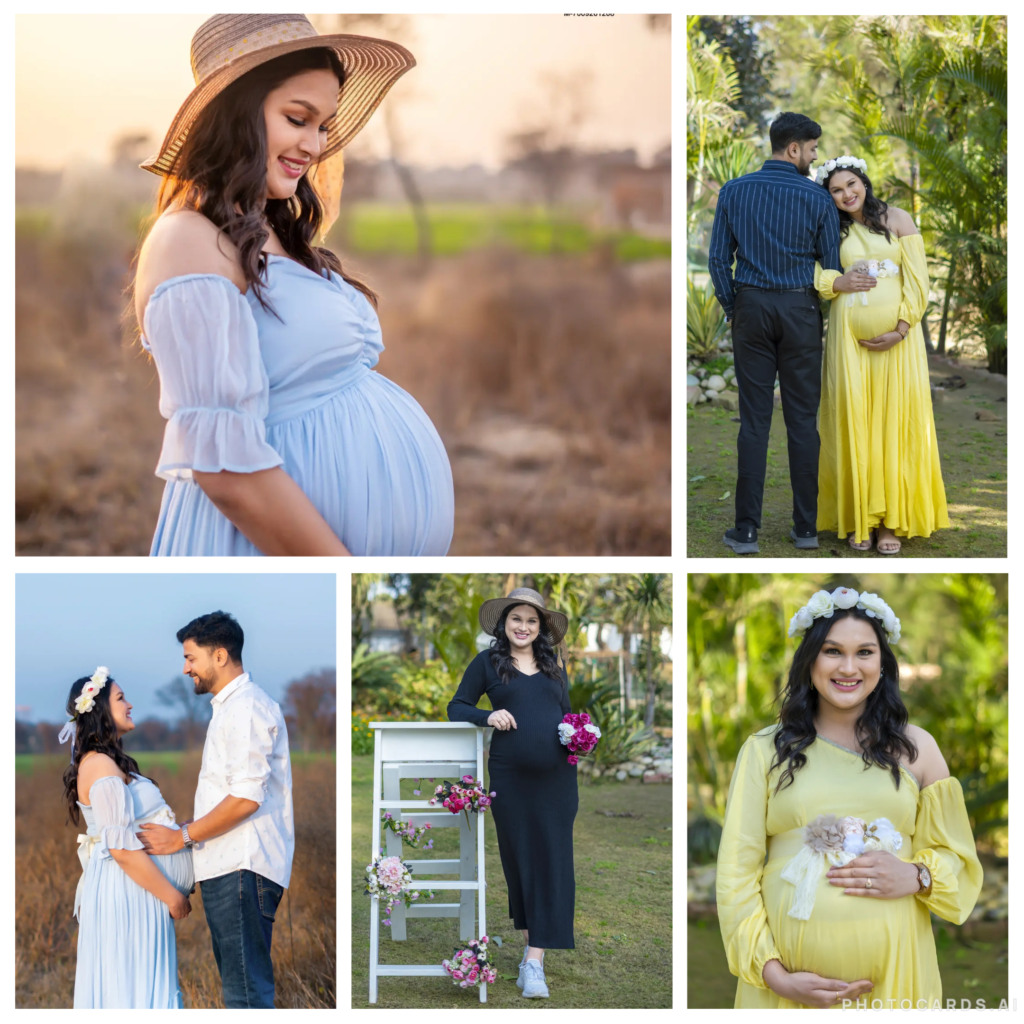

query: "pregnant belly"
left=152, top=848, right=194, bottom=896
left=842, top=277, right=902, bottom=341
left=490, top=728, right=566, bottom=773
left=762, top=865, right=914, bottom=982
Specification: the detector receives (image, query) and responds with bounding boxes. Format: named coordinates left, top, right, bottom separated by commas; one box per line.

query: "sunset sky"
left=16, top=13, right=672, bottom=171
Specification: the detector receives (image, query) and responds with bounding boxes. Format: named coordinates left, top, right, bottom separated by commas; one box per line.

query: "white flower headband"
left=815, top=154, right=868, bottom=186
left=788, top=589, right=901, bottom=644
left=58, top=667, right=110, bottom=747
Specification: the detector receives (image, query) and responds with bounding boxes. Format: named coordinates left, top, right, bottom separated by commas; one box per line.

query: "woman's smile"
left=278, top=155, right=308, bottom=178
left=830, top=677, right=861, bottom=692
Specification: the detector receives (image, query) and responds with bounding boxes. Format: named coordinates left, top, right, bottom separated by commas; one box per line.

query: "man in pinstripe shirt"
left=709, top=112, right=842, bottom=555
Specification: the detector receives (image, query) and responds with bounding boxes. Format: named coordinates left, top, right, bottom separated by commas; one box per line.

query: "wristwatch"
left=915, top=862, right=932, bottom=896
left=180, top=824, right=195, bottom=849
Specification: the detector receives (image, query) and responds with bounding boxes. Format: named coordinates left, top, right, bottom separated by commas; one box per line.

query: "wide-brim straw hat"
left=139, top=13, right=415, bottom=178
left=478, top=588, right=570, bottom=648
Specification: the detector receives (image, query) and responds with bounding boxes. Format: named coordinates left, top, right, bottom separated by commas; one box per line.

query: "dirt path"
left=686, top=356, right=1006, bottom=558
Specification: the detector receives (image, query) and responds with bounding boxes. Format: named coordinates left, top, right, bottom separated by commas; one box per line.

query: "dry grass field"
left=15, top=752, right=335, bottom=1009
left=16, top=207, right=670, bottom=556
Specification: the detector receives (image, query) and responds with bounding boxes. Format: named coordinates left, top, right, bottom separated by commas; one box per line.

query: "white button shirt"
left=192, top=673, right=294, bottom=888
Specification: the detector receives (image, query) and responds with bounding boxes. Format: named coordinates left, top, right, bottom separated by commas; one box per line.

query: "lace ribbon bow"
left=781, top=814, right=903, bottom=920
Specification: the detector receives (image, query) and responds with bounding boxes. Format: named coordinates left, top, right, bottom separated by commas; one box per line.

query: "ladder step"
left=404, top=859, right=460, bottom=871
left=404, top=880, right=483, bottom=889
left=375, top=965, right=451, bottom=976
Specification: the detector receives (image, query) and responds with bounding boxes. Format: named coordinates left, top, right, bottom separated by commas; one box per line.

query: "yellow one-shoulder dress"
left=814, top=224, right=949, bottom=543
left=716, top=726, right=983, bottom=1009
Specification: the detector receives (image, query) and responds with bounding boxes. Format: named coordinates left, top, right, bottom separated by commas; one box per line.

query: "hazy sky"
left=15, top=13, right=671, bottom=171
left=16, top=574, right=336, bottom=723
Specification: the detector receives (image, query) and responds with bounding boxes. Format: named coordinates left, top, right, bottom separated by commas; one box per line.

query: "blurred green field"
left=15, top=750, right=335, bottom=775
left=16, top=202, right=670, bottom=262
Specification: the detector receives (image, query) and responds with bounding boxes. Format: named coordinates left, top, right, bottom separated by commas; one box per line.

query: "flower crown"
left=788, top=588, right=900, bottom=644
left=816, top=155, right=868, bottom=186
left=74, top=666, right=109, bottom=716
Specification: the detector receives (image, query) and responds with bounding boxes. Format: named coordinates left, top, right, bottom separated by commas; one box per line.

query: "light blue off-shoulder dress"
left=142, top=255, right=454, bottom=555
left=74, top=774, right=194, bottom=1008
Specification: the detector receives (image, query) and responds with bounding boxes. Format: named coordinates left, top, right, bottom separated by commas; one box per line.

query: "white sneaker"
left=521, top=958, right=549, bottom=999
left=516, top=946, right=528, bottom=989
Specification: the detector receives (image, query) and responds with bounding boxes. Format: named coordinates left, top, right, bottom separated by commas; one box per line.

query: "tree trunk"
left=644, top=619, right=656, bottom=730
left=938, top=256, right=956, bottom=355
left=621, top=629, right=634, bottom=712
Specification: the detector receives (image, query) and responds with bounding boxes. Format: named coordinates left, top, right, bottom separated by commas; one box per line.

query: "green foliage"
left=697, top=17, right=778, bottom=131
left=687, top=276, right=728, bottom=362
left=687, top=573, right=1008, bottom=859
left=589, top=704, right=658, bottom=769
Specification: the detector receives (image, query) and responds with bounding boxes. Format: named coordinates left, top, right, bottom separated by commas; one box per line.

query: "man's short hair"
left=177, top=610, right=244, bottom=664
left=769, top=112, right=823, bottom=154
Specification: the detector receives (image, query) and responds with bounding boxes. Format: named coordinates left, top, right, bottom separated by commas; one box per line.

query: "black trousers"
left=730, top=286, right=823, bottom=534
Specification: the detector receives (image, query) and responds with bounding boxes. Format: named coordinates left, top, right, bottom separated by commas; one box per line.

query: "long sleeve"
left=142, top=274, right=285, bottom=482
left=911, top=776, right=984, bottom=925
left=446, top=654, right=494, bottom=727
left=708, top=191, right=738, bottom=318
left=816, top=202, right=842, bottom=272
left=897, top=234, right=929, bottom=328
left=560, top=668, right=572, bottom=716
left=814, top=261, right=842, bottom=302
left=716, top=736, right=784, bottom=989
left=219, top=694, right=278, bottom=805
left=89, top=776, right=146, bottom=856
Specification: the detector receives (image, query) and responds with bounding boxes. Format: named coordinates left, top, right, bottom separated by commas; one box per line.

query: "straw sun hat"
left=478, top=588, right=570, bottom=647
left=139, top=13, right=415, bottom=178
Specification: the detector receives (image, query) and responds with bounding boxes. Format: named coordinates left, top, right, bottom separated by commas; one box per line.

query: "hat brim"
left=478, top=597, right=569, bottom=648
left=140, top=33, right=415, bottom=177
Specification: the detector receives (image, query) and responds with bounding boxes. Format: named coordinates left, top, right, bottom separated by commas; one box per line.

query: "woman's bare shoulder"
left=882, top=205, right=919, bottom=237
left=136, top=209, right=247, bottom=323
left=903, top=724, right=950, bottom=788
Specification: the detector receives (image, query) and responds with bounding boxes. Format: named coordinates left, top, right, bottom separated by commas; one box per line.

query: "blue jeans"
left=200, top=870, right=284, bottom=1008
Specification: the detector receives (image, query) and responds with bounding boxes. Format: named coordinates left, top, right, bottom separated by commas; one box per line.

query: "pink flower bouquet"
left=429, top=776, right=495, bottom=829
left=442, top=935, right=497, bottom=989
left=557, top=712, right=602, bottom=765
left=381, top=811, right=434, bottom=850
left=364, top=852, right=435, bottom=927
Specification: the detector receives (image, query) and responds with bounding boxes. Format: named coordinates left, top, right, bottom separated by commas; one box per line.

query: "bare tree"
left=282, top=669, right=337, bottom=753
left=155, top=677, right=212, bottom=750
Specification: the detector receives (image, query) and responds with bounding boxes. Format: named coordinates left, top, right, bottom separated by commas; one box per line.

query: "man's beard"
left=798, top=158, right=813, bottom=177
left=191, top=672, right=214, bottom=695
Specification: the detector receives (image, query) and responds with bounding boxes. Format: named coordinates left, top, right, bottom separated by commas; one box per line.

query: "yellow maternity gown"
left=716, top=726, right=983, bottom=1009
left=815, top=224, right=949, bottom=543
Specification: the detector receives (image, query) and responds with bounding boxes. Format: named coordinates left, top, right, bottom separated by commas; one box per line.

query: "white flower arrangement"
left=74, top=666, right=109, bottom=716
left=788, top=589, right=900, bottom=644
left=815, top=154, right=869, bottom=185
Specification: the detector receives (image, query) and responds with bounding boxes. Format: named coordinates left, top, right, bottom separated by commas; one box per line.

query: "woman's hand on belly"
left=826, top=851, right=921, bottom=899
left=763, top=959, right=874, bottom=1008
left=857, top=330, right=903, bottom=353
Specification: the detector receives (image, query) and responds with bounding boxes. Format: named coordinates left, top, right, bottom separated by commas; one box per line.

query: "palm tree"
left=618, top=574, right=673, bottom=730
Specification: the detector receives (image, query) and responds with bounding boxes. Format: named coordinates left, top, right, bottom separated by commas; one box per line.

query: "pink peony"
left=481, top=935, right=489, bottom=943
left=567, top=754, right=579, bottom=765
left=452, top=969, right=464, bottom=980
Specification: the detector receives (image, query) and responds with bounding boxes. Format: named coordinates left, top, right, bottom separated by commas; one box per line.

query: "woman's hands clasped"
left=763, top=959, right=873, bottom=1008
left=167, top=891, right=192, bottom=920
left=827, top=850, right=922, bottom=899
left=487, top=710, right=517, bottom=731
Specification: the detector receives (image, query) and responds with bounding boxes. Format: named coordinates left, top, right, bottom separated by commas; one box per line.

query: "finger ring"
left=865, top=879, right=872, bottom=889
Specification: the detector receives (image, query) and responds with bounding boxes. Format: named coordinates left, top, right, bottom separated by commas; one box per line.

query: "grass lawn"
left=350, top=754, right=672, bottom=1008
left=688, top=916, right=1009, bottom=1008
left=686, top=360, right=1006, bottom=557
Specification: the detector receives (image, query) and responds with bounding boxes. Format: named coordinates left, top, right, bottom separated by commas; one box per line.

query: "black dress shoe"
left=723, top=527, right=759, bottom=555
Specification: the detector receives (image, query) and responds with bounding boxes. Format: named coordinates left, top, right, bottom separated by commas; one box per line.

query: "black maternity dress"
left=447, top=649, right=578, bottom=949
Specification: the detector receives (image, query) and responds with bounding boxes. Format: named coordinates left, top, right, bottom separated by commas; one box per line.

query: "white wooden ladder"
left=369, top=722, right=488, bottom=1004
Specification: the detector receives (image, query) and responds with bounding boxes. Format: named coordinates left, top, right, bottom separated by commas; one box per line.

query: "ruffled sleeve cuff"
left=815, top=262, right=842, bottom=301
left=99, top=824, right=146, bottom=855
left=912, top=776, right=984, bottom=925
left=156, top=408, right=284, bottom=482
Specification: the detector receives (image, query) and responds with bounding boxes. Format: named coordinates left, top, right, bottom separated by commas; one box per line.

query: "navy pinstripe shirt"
left=708, top=160, right=842, bottom=318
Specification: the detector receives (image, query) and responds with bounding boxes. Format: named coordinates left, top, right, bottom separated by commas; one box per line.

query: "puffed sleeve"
left=814, top=261, right=842, bottom=302
left=897, top=234, right=929, bottom=328
left=910, top=776, right=984, bottom=925
left=446, top=654, right=494, bottom=727
left=89, top=776, right=146, bottom=855
left=220, top=692, right=278, bottom=805
left=716, top=735, right=785, bottom=989
left=142, top=275, right=285, bottom=481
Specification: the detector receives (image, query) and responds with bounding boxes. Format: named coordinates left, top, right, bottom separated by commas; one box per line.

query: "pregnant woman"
left=133, top=14, right=453, bottom=556
left=60, top=668, right=194, bottom=1008
left=717, top=588, right=982, bottom=1009
left=447, top=588, right=577, bottom=1000
left=814, top=156, right=948, bottom=553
